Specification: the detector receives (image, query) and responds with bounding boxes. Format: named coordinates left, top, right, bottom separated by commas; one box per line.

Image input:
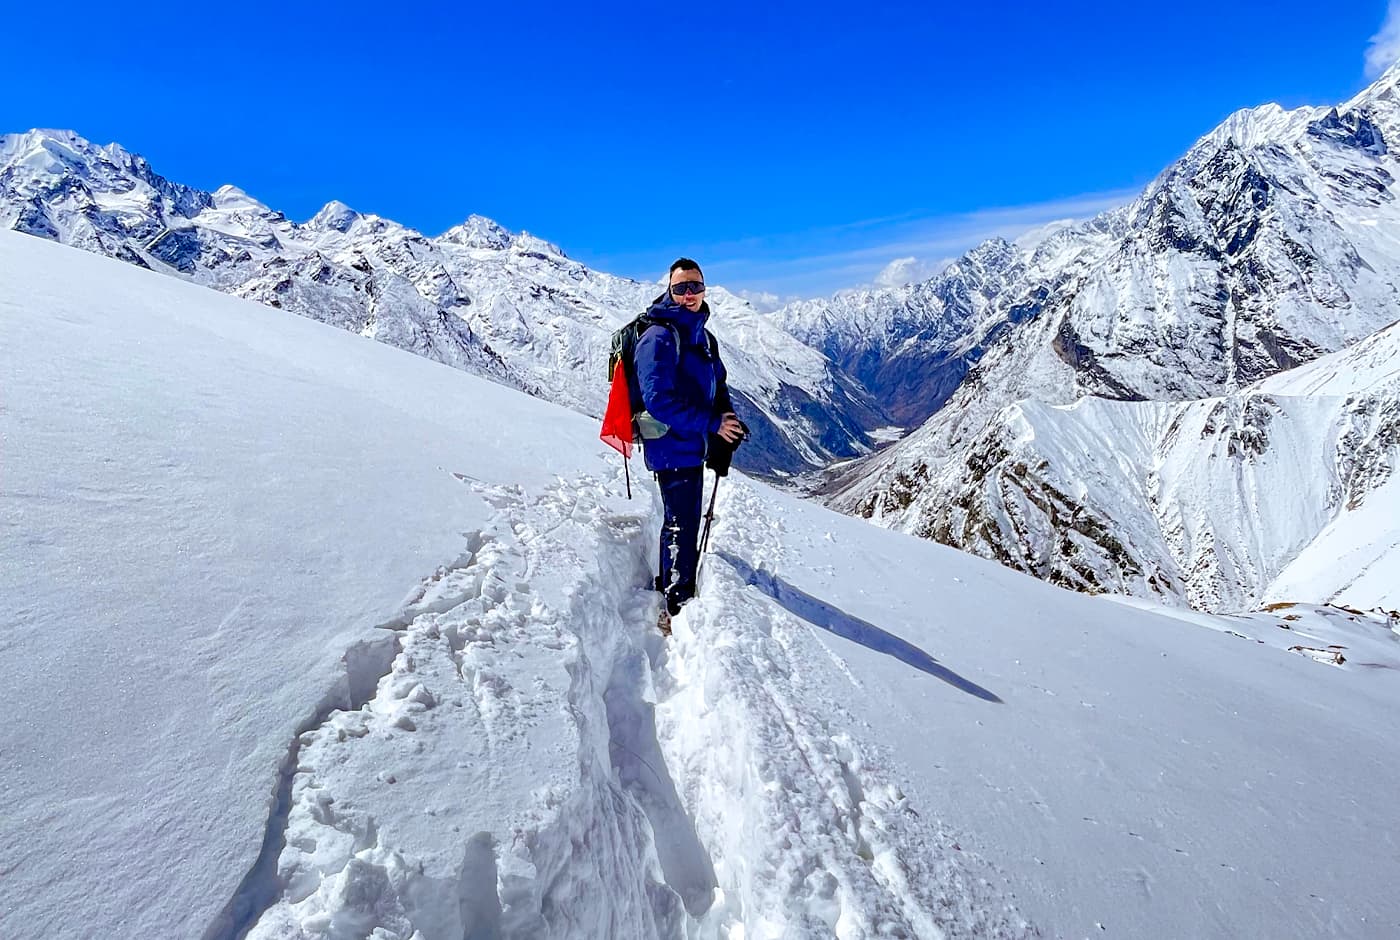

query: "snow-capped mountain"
left=815, top=66, right=1400, bottom=610
left=833, top=319, right=1400, bottom=612
left=8, top=227, right=1400, bottom=940
left=0, top=128, right=881, bottom=476
left=773, top=236, right=1034, bottom=429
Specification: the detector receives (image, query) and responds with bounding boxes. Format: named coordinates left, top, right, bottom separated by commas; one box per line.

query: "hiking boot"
left=665, top=583, right=694, bottom=617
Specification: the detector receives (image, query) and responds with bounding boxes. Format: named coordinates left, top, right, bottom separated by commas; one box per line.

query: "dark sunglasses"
left=670, top=280, right=706, bottom=296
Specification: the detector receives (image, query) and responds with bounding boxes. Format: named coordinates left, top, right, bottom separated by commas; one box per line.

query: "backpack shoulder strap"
left=704, top=328, right=719, bottom=359
left=638, top=316, right=682, bottom=362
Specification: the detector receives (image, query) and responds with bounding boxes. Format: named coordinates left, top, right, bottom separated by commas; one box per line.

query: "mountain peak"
left=2, top=128, right=141, bottom=168
left=15, top=127, right=81, bottom=146
left=1, top=128, right=98, bottom=171
left=1204, top=102, right=1318, bottom=152
left=1350, top=59, right=1400, bottom=110
left=212, top=184, right=270, bottom=212
left=938, top=236, right=1023, bottom=284
left=439, top=214, right=514, bottom=250
left=512, top=232, right=567, bottom=259
left=306, top=199, right=362, bottom=233
left=962, top=235, right=1018, bottom=262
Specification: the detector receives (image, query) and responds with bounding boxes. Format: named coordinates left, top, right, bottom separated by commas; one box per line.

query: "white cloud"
left=703, top=188, right=1137, bottom=299
left=581, top=189, right=1138, bottom=302
left=730, top=288, right=801, bottom=313
left=1366, top=2, right=1400, bottom=80
left=1012, top=218, right=1081, bottom=252
left=873, top=256, right=947, bottom=288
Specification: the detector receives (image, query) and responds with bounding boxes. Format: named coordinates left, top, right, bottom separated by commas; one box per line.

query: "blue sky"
left=2, top=1, right=1397, bottom=297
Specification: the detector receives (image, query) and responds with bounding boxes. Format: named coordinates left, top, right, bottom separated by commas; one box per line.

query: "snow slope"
left=0, top=229, right=627, bottom=937
left=825, top=317, right=1400, bottom=613
left=5, top=229, right=1400, bottom=939
left=687, top=480, right=1400, bottom=937
left=0, top=229, right=1021, bottom=939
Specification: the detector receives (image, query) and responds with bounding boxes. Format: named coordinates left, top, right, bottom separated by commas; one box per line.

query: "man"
left=635, top=258, right=745, bottom=622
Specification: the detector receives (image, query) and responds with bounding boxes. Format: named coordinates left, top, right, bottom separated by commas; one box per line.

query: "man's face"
left=669, top=268, right=705, bottom=312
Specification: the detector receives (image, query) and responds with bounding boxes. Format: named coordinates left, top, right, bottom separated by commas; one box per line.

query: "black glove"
left=706, top=418, right=749, bottom=477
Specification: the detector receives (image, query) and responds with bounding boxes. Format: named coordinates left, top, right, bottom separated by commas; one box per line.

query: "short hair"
left=668, top=257, right=703, bottom=279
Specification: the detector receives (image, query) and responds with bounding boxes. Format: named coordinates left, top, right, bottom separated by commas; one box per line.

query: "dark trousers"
left=656, top=466, right=704, bottom=615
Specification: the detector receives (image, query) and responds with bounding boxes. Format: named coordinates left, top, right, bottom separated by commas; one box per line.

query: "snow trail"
left=229, top=466, right=1035, bottom=939
left=657, top=476, right=1036, bottom=938
left=206, top=630, right=401, bottom=940
left=240, top=473, right=711, bottom=938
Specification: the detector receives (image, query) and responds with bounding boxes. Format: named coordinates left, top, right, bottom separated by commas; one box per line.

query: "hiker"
left=635, top=258, right=746, bottom=618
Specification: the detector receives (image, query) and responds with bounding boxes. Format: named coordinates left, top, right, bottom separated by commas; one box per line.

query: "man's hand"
left=716, top=413, right=745, bottom=444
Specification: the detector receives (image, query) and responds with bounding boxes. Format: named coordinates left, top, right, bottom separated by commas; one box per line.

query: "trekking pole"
left=697, top=418, right=744, bottom=578
left=698, top=472, right=720, bottom=556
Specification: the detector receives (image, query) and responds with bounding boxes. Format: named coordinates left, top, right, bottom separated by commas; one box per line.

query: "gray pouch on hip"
left=635, top=411, right=670, bottom=440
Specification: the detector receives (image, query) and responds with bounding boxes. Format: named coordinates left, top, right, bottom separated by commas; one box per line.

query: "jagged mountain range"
left=773, top=235, right=1034, bottom=429
left=804, top=65, right=1400, bottom=612
left=837, top=319, right=1399, bottom=612
left=8, top=61, right=1400, bottom=615
left=0, top=129, right=882, bottom=477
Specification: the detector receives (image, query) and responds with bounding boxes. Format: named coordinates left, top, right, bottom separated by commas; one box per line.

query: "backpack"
left=602, top=315, right=677, bottom=459
left=605, top=314, right=720, bottom=428
left=599, top=313, right=717, bottom=496
left=607, top=314, right=678, bottom=411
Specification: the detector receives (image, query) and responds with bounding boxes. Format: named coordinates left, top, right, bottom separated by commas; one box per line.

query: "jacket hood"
left=646, top=295, right=711, bottom=336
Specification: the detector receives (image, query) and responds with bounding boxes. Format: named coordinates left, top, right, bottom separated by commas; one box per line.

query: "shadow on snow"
left=714, top=551, right=1003, bottom=704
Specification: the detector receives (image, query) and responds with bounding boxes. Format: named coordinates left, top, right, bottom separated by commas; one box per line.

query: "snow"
left=1264, top=472, right=1400, bottom=610
left=1101, top=595, right=1400, bottom=670
left=0, top=230, right=627, bottom=937
left=6, top=228, right=1400, bottom=939
left=868, top=426, right=908, bottom=443
left=693, top=481, right=1400, bottom=937
left=1257, top=317, right=1400, bottom=397
left=212, top=184, right=271, bottom=211
left=246, top=480, right=683, bottom=939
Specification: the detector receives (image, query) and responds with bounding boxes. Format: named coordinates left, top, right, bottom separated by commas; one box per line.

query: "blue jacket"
left=635, top=296, right=734, bottom=471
